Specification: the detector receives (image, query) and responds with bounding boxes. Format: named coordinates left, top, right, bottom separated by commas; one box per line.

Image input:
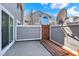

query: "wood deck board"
left=41, top=40, right=75, bottom=56
left=43, top=40, right=65, bottom=55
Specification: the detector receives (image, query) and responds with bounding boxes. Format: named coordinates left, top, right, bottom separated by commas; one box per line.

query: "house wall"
left=0, top=3, right=24, bottom=55
left=1, top=3, right=17, bottom=42
left=1, top=3, right=23, bottom=25
left=1, top=3, right=24, bottom=41
left=0, top=4, right=15, bottom=55
left=23, top=11, right=52, bottom=25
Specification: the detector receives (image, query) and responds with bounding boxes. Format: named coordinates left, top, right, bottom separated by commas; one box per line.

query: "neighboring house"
left=23, top=11, right=54, bottom=25
left=69, top=16, right=79, bottom=23
left=0, top=3, right=24, bottom=55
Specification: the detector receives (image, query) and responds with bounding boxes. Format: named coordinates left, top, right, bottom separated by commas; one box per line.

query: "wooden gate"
left=42, top=25, right=50, bottom=40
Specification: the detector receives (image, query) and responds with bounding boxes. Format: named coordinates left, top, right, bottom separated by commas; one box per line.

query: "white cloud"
left=67, top=6, right=79, bottom=16
left=50, top=3, right=69, bottom=9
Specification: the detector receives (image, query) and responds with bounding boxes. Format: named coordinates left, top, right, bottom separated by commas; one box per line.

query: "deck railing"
left=16, top=25, right=42, bottom=41
left=50, top=24, right=79, bottom=55
left=16, top=24, right=79, bottom=55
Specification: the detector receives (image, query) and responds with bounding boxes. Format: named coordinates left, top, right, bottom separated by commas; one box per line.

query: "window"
left=41, top=16, right=49, bottom=25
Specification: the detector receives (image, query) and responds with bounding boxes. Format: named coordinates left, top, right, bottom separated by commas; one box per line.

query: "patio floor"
left=4, top=40, right=52, bottom=56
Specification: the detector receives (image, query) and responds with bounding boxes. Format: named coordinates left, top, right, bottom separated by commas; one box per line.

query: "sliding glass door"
left=2, top=11, right=9, bottom=49
left=2, top=10, right=14, bottom=49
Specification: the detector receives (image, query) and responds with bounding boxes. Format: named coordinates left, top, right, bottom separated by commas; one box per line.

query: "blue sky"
left=24, top=3, right=79, bottom=18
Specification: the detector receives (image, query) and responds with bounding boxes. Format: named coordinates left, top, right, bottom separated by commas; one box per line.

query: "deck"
left=4, top=40, right=52, bottom=56
left=4, top=40, right=76, bottom=56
